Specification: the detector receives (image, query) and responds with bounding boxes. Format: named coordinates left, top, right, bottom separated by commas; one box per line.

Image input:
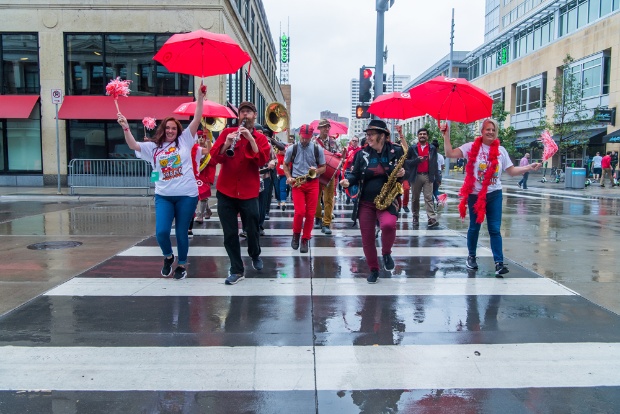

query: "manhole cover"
left=27, top=241, right=83, bottom=250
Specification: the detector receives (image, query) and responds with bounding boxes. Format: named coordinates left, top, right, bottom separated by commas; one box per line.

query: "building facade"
left=465, top=0, right=620, bottom=165
left=0, top=0, right=284, bottom=186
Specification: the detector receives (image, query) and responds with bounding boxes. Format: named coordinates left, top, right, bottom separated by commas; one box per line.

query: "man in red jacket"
left=210, top=101, right=272, bottom=285
left=600, top=151, right=615, bottom=188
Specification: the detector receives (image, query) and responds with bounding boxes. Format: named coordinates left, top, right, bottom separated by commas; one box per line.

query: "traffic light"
left=359, top=66, right=373, bottom=102
left=356, top=104, right=370, bottom=119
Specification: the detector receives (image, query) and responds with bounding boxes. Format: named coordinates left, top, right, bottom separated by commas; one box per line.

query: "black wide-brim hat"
left=363, top=119, right=390, bottom=135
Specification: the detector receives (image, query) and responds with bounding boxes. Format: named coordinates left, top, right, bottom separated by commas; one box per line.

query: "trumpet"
left=226, top=118, right=247, bottom=157
left=293, top=168, right=317, bottom=187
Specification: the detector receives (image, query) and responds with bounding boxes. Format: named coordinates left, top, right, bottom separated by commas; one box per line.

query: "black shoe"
left=252, top=257, right=264, bottom=271
left=173, top=266, right=187, bottom=280
left=259, top=228, right=265, bottom=236
left=321, top=226, right=332, bottom=235
left=161, top=255, right=175, bottom=277
left=495, top=262, right=509, bottom=276
left=466, top=255, right=478, bottom=270
left=187, top=230, right=194, bottom=239
left=412, top=216, right=419, bottom=225
left=427, top=218, right=439, bottom=227
left=383, top=254, right=394, bottom=271
left=314, top=218, right=321, bottom=229
left=300, top=239, right=309, bottom=253
left=518, top=183, right=522, bottom=188
left=403, top=206, right=410, bottom=213
left=225, top=273, right=245, bottom=285
left=281, top=204, right=286, bottom=211
left=265, top=213, right=270, bottom=220
left=291, top=233, right=300, bottom=250
left=367, top=269, right=380, bottom=284
left=239, top=231, right=247, bottom=238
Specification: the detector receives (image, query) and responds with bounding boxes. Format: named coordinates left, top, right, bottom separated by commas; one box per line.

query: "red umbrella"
left=310, top=119, right=349, bottom=135
left=367, top=92, right=426, bottom=120
left=173, top=100, right=236, bottom=118
left=153, top=30, right=251, bottom=78
left=408, top=76, right=493, bottom=125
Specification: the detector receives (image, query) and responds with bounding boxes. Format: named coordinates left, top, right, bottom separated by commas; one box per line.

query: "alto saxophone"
left=374, top=147, right=408, bottom=210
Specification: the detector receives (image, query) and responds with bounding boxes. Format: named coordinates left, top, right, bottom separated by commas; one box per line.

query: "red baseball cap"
left=299, top=124, right=313, bottom=139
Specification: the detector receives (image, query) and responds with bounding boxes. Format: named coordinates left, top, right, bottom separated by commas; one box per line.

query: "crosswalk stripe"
left=44, top=277, right=574, bottom=297
left=2, top=343, right=619, bottom=391
left=119, top=246, right=492, bottom=257
left=182, top=229, right=460, bottom=237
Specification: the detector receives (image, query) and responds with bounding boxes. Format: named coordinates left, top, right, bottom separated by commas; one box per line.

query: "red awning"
left=58, top=96, right=194, bottom=120
left=0, top=95, right=40, bottom=119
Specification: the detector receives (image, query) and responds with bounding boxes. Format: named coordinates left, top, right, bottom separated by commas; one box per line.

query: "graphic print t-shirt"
left=459, top=141, right=513, bottom=194
left=136, top=128, right=199, bottom=197
left=360, top=148, right=389, bottom=203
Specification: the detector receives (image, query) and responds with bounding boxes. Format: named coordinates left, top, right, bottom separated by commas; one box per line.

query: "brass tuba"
left=265, top=102, right=289, bottom=133
left=201, top=116, right=226, bottom=132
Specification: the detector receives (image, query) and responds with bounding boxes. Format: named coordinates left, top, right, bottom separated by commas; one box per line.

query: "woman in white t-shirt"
left=117, top=86, right=205, bottom=280
left=442, top=118, right=540, bottom=276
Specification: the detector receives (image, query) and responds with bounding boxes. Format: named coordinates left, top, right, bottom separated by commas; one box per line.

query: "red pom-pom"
left=106, top=77, right=132, bottom=100
left=142, top=117, right=156, bottom=130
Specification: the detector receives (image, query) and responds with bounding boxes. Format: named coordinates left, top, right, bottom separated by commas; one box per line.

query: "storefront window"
left=6, top=118, right=42, bottom=171
left=2, top=34, right=39, bottom=94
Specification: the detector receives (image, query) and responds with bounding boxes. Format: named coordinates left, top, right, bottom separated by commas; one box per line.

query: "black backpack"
left=290, top=142, right=320, bottom=165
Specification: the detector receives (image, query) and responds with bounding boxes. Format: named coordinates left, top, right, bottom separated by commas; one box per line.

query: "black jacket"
left=404, top=142, right=438, bottom=183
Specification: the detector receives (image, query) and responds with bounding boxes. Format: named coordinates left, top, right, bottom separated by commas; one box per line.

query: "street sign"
left=51, top=89, right=63, bottom=104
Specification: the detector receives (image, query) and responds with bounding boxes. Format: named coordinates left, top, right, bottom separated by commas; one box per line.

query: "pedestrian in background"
left=314, top=119, right=340, bottom=235
left=441, top=119, right=540, bottom=276
left=592, top=152, right=603, bottom=181
left=117, top=86, right=204, bottom=280
left=404, top=128, right=439, bottom=227
left=518, top=153, right=530, bottom=189
left=600, top=151, right=614, bottom=188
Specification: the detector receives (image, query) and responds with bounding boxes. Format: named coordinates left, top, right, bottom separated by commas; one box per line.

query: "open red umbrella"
left=310, top=119, right=349, bottom=135
left=173, top=100, right=236, bottom=118
left=407, top=76, right=493, bottom=125
left=153, top=30, right=251, bottom=78
left=367, top=92, right=426, bottom=120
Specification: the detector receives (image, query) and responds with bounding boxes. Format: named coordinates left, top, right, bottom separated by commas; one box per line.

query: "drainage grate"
left=27, top=241, right=83, bottom=250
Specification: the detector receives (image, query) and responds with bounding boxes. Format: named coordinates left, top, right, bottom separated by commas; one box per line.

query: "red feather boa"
left=458, top=136, right=500, bottom=224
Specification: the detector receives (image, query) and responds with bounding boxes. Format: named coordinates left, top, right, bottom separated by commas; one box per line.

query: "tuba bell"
left=201, top=116, right=226, bottom=132
left=265, top=102, right=289, bottom=133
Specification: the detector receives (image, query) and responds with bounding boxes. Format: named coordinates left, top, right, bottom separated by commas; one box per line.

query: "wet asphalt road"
left=0, top=179, right=619, bottom=413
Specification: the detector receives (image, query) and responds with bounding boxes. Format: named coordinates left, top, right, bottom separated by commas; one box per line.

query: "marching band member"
left=210, top=101, right=271, bottom=285
left=282, top=124, right=326, bottom=253
left=314, top=118, right=340, bottom=235
left=339, top=120, right=406, bottom=284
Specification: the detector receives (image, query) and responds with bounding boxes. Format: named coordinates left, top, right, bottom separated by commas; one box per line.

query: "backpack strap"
left=290, top=142, right=299, bottom=164
left=314, top=142, right=320, bottom=164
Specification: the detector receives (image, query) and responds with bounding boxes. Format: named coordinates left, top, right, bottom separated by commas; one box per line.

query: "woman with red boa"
left=442, top=119, right=540, bottom=276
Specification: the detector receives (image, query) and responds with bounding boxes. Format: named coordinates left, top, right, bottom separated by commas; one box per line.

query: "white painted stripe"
left=44, top=277, right=575, bottom=297
left=183, top=229, right=460, bottom=237
left=119, top=246, right=490, bottom=258
left=2, top=343, right=619, bottom=391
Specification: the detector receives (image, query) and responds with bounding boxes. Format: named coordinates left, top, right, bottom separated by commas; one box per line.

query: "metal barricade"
left=68, top=159, right=153, bottom=195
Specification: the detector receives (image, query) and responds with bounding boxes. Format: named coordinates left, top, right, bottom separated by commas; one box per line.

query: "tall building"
left=0, top=0, right=284, bottom=186
left=319, top=110, right=348, bottom=126
left=465, top=0, right=620, bottom=166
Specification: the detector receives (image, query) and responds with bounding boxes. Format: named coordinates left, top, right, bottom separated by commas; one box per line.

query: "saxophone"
left=374, top=147, right=408, bottom=210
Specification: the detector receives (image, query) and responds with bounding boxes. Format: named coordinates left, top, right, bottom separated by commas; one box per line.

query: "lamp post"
left=373, top=0, right=394, bottom=119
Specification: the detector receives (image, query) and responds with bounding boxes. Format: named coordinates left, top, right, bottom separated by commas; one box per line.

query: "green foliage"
left=421, top=120, right=474, bottom=154
left=492, top=101, right=518, bottom=159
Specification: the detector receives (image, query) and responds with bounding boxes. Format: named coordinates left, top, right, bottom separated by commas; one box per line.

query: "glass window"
left=154, top=35, right=192, bottom=96
left=601, top=0, right=612, bottom=15
left=66, top=34, right=104, bottom=95
left=567, top=4, right=578, bottom=33
left=581, top=59, right=602, bottom=98
left=589, top=0, right=600, bottom=22
left=2, top=34, right=39, bottom=94
left=106, top=34, right=155, bottom=96
left=6, top=118, right=42, bottom=171
left=528, top=80, right=541, bottom=110
left=577, top=0, right=589, bottom=28
left=0, top=123, right=4, bottom=170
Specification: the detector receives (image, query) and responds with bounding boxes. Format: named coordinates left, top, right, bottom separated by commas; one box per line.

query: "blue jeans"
left=467, top=190, right=503, bottom=263
left=277, top=176, right=288, bottom=203
left=518, top=172, right=529, bottom=189
left=155, top=194, right=198, bottom=265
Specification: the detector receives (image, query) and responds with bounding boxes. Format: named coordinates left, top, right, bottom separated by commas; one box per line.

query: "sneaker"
left=321, top=226, right=332, bottom=235
left=194, top=214, right=203, bottom=224
left=412, top=216, right=419, bottom=225
left=466, top=255, right=478, bottom=270
left=161, top=255, right=175, bottom=277
left=314, top=218, right=322, bottom=229
left=427, top=218, right=439, bottom=227
left=495, top=262, right=509, bottom=276
left=225, top=273, right=245, bottom=285
left=518, top=183, right=522, bottom=188
left=291, top=233, right=300, bottom=250
left=383, top=254, right=394, bottom=271
left=403, top=206, right=410, bottom=213
left=239, top=231, right=247, bottom=238
left=173, top=266, right=187, bottom=280
left=265, top=213, right=270, bottom=220
left=204, top=209, right=212, bottom=219
left=252, top=257, right=264, bottom=271
left=281, top=204, right=286, bottom=211
left=367, top=269, right=380, bottom=284
left=188, top=229, right=194, bottom=239
left=259, top=227, right=265, bottom=236
left=300, top=239, right=309, bottom=253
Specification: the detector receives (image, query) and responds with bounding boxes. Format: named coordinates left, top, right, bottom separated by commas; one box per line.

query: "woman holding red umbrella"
left=117, top=86, right=205, bottom=281
left=442, top=119, right=540, bottom=276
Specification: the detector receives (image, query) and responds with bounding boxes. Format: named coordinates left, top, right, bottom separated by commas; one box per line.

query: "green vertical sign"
left=280, top=34, right=289, bottom=63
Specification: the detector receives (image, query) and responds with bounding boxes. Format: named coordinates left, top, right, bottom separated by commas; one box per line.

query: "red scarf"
left=458, top=136, right=500, bottom=224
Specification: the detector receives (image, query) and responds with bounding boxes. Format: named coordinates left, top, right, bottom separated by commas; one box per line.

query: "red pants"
left=402, top=180, right=410, bottom=207
left=358, top=201, right=398, bottom=271
left=292, top=179, right=320, bottom=240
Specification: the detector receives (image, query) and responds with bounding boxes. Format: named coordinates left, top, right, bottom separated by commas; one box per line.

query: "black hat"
left=363, top=120, right=390, bottom=135
left=238, top=101, right=257, bottom=113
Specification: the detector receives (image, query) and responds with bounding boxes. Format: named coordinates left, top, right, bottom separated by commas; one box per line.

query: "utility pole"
left=373, top=0, right=394, bottom=119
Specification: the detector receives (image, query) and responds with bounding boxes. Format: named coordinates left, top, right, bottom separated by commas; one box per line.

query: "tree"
left=538, top=55, right=599, bottom=169
left=421, top=120, right=474, bottom=155
left=492, top=101, right=518, bottom=159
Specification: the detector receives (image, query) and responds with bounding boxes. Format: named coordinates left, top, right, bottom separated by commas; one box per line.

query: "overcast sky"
left=261, top=0, right=486, bottom=129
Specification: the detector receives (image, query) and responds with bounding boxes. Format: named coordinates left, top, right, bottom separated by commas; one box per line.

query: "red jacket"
left=276, top=152, right=286, bottom=176
left=602, top=155, right=611, bottom=169
left=210, top=127, right=271, bottom=199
